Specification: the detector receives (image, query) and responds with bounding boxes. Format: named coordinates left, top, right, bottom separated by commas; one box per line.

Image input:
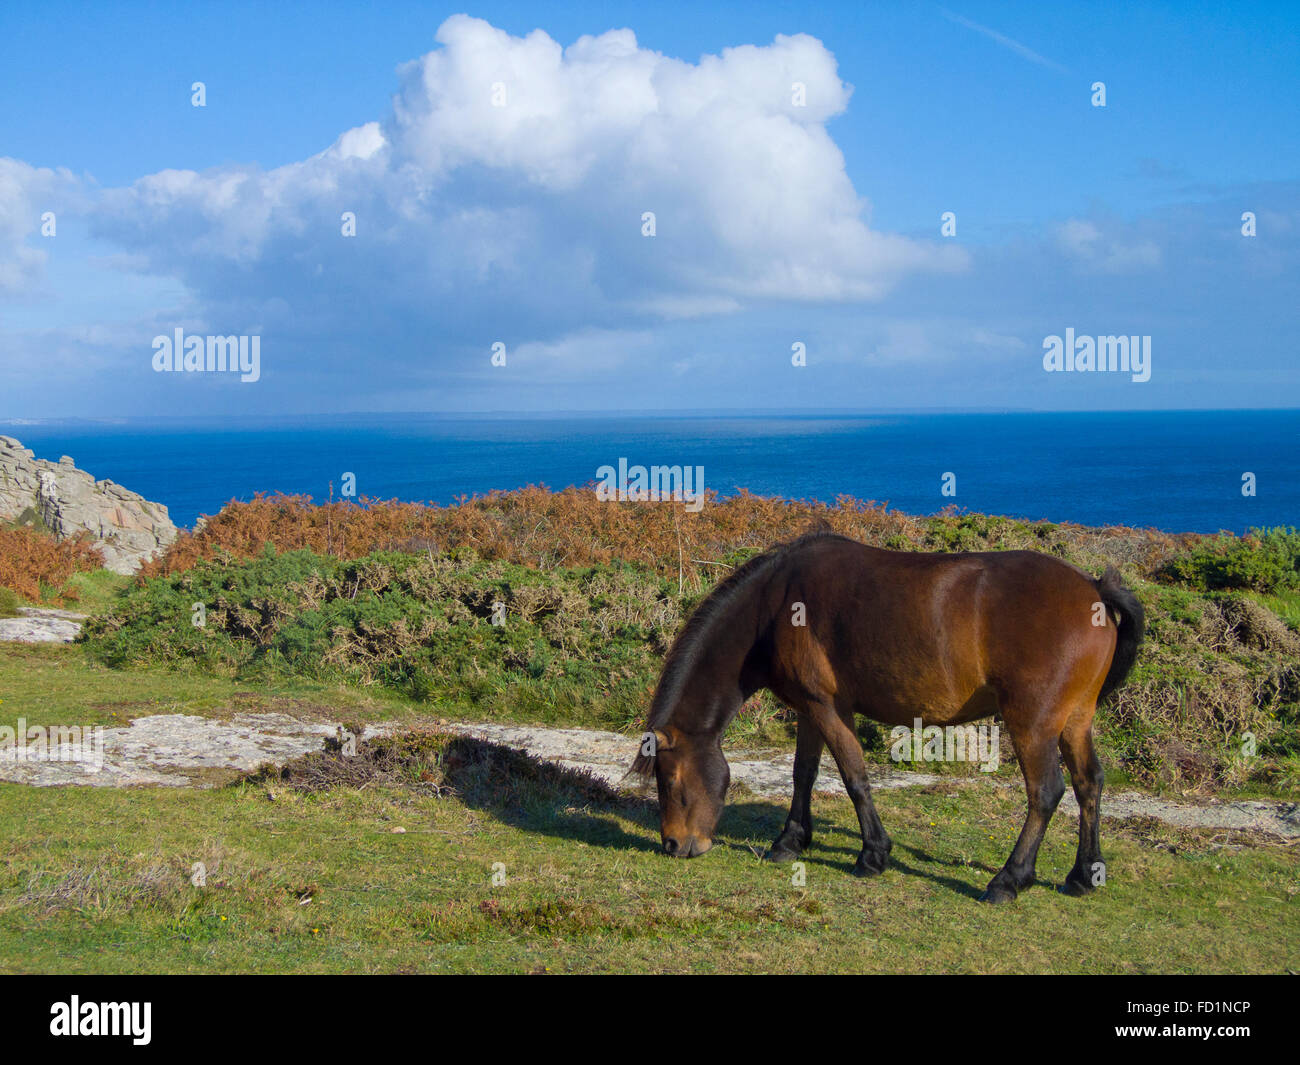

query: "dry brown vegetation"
left=143, top=487, right=1196, bottom=588
left=0, top=526, right=105, bottom=602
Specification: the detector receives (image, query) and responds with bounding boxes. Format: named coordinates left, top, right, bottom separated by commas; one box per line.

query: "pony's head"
left=629, top=726, right=730, bottom=857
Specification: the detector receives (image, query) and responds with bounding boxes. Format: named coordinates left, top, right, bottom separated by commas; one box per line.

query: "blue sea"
left=2, top=411, right=1295, bottom=535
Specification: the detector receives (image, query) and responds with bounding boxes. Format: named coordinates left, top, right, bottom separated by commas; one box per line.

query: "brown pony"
left=629, top=530, right=1144, bottom=902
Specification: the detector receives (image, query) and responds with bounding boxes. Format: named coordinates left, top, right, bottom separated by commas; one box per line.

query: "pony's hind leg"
left=1059, top=710, right=1105, bottom=896
left=765, top=713, right=825, bottom=862
left=981, top=711, right=1066, bottom=903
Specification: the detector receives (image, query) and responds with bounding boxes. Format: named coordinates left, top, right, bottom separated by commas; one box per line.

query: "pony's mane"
left=627, top=525, right=846, bottom=780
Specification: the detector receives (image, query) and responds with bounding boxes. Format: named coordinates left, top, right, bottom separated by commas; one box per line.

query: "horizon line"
left=3, top=405, right=1299, bottom=425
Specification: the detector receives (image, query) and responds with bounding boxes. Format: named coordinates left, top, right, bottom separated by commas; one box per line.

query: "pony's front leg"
left=812, top=702, right=892, bottom=877
left=765, top=713, right=824, bottom=862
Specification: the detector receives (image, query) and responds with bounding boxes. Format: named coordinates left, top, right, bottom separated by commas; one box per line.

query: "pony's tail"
left=1095, top=567, right=1145, bottom=703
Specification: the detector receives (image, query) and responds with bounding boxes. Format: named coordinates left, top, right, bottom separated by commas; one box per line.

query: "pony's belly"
left=863, top=683, right=1000, bottom=728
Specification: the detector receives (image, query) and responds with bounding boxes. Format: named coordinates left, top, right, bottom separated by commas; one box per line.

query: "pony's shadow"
left=442, top=737, right=1026, bottom=898
left=440, top=736, right=662, bottom=854
left=441, top=737, right=790, bottom=858
left=713, top=810, right=1007, bottom=899
left=791, top=829, right=1055, bottom=899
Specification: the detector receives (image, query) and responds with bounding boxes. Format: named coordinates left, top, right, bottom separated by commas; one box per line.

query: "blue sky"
left=1, top=0, right=1297, bottom=417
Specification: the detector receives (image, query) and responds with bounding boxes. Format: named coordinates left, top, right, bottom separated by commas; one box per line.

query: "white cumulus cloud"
left=84, top=15, right=966, bottom=347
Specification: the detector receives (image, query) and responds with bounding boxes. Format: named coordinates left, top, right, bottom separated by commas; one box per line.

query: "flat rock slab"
left=1069, top=791, right=1300, bottom=837
left=0, top=608, right=87, bottom=644
left=0, top=712, right=340, bottom=787
left=0, top=713, right=1295, bottom=839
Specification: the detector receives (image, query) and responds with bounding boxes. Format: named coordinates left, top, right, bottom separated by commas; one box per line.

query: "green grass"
left=54, top=569, right=132, bottom=615
left=0, top=642, right=419, bottom=733
left=1253, top=588, right=1300, bottom=631
left=0, top=758, right=1294, bottom=974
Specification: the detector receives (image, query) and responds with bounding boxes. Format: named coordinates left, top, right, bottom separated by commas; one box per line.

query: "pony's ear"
left=626, top=750, right=655, bottom=782
left=624, top=727, right=673, bottom=782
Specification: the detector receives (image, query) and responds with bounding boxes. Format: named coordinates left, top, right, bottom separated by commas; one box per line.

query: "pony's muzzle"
left=663, top=836, right=712, bottom=858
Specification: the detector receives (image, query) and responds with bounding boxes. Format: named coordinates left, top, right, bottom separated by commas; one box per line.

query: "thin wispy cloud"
left=938, top=7, right=1069, bottom=73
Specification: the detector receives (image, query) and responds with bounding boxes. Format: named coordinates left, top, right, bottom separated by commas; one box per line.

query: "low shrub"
left=1161, top=527, right=1300, bottom=594
left=0, top=586, right=22, bottom=618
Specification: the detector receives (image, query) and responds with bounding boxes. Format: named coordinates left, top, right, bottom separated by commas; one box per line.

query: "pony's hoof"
left=1060, top=873, right=1097, bottom=897
left=765, top=825, right=809, bottom=863
left=851, top=850, right=889, bottom=877
left=979, top=882, right=1019, bottom=904
left=764, top=845, right=801, bottom=864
